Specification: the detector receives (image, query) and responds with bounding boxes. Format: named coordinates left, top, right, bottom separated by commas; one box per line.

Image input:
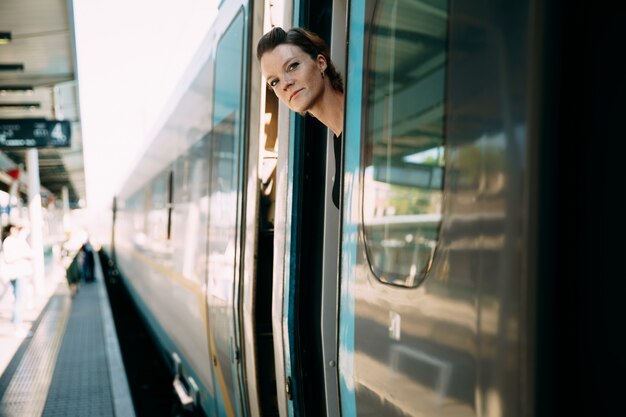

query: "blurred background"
left=0, top=0, right=219, bottom=247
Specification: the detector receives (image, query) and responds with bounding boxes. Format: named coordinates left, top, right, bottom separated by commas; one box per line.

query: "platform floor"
left=0, top=250, right=135, bottom=417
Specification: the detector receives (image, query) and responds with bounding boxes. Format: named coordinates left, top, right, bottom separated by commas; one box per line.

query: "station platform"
left=0, top=249, right=136, bottom=417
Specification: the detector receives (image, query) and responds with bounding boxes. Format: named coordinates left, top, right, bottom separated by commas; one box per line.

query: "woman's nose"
left=282, top=75, right=293, bottom=90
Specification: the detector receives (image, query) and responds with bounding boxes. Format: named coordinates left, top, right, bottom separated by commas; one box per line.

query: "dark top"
left=332, top=133, right=342, bottom=209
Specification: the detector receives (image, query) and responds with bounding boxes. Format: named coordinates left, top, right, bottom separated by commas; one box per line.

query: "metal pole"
left=7, top=175, right=20, bottom=226
left=26, top=148, right=46, bottom=301
left=62, top=185, right=70, bottom=233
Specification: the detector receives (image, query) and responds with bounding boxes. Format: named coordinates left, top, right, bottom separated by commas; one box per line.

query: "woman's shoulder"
left=2, top=235, right=28, bottom=251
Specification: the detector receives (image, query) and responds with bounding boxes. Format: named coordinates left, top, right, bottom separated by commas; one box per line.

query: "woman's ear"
left=316, top=54, right=328, bottom=72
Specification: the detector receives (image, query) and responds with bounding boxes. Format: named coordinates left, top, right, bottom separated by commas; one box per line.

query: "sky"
left=73, top=0, right=218, bottom=214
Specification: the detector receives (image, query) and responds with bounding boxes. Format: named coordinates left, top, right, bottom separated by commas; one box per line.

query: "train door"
left=278, top=1, right=347, bottom=416
left=339, top=0, right=530, bottom=416
left=263, top=0, right=347, bottom=416
left=239, top=3, right=282, bottom=417
left=320, top=4, right=346, bottom=417
left=205, top=4, right=250, bottom=417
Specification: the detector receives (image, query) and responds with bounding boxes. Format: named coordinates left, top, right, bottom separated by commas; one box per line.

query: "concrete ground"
left=0, top=252, right=68, bottom=376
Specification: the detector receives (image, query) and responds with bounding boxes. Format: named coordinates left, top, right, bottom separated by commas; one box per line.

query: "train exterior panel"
left=114, top=1, right=253, bottom=416
left=107, top=0, right=620, bottom=416
left=339, top=0, right=527, bottom=415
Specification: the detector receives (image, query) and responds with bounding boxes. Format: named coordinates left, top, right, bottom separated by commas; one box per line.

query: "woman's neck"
left=309, top=88, right=344, bottom=137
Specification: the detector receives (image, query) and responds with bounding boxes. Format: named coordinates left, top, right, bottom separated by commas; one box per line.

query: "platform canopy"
left=0, top=0, right=85, bottom=208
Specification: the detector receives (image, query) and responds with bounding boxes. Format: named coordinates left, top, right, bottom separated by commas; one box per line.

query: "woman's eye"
left=288, top=62, right=299, bottom=71
left=269, top=79, right=278, bottom=87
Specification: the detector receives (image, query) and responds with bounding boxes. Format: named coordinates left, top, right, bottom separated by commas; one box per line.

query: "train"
left=105, top=0, right=624, bottom=416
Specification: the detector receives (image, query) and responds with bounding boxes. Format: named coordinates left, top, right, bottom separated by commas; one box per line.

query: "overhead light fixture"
left=0, top=64, right=24, bottom=71
left=0, top=85, right=34, bottom=95
left=0, top=102, right=40, bottom=110
left=0, top=32, right=11, bottom=44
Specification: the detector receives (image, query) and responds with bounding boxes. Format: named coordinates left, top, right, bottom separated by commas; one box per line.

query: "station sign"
left=0, top=118, right=71, bottom=148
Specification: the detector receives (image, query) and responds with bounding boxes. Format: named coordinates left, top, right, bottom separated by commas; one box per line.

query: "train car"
left=108, top=0, right=623, bottom=416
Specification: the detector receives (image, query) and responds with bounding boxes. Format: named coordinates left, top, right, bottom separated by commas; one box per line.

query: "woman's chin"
left=289, top=103, right=307, bottom=113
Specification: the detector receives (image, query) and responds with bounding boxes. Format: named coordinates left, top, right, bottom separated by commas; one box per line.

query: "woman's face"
left=260, top=43, right=327, bottom=114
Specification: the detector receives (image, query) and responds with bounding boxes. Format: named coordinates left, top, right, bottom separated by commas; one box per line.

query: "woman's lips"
left=290, top=88, right=303, bottom=102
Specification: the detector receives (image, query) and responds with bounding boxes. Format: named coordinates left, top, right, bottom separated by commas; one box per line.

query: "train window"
left=150, top=172, right=169, bottom=241
left=362, top=0, right=448, bottom=287
left=204, top=10, right=245, bottom=398
left=171, top=143, right=210, bottom=283
left=207, top=10, right=244, bottom=284
left=127, top=191, right=145, bottom=248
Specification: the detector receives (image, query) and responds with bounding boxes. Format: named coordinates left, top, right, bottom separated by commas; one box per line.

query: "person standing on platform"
left=1, top=223, right=34, bottom=337
left=0, top=253, right=13, bottom=304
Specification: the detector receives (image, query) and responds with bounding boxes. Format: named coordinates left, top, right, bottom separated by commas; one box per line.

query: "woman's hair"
left=257, top=27, right=343, bottom=93
left=2, top=224, right=15, bottom=241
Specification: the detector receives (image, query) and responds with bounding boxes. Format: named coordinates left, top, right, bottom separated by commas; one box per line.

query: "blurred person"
left=1, top=223, right=33, bottom=337
left=78, top=238, right=95, bottom=283
left=0, top=258, right=12, bottom=305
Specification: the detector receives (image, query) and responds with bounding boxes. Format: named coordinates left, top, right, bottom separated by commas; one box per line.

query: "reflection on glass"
left=172, top=148, right=209, bottom=284
left=206, top=10, right=244, bottom=408
left=362, top=0, right=448, bottom=287
left=207, top=10, right=244, bottom=296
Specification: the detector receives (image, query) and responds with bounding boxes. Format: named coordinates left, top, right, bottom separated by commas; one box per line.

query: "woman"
left=257, top=27, right=344, bottom=208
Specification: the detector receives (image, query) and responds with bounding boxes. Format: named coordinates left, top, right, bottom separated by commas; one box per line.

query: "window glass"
left=171, top=138, right=210, bottom=283
left=208, top=11, right=243, bottom=261
left=127, top=191, right=145, bottom=250
left=362, top=0, right=448, bottom=287
left=147, top=172, right=169, bottom=242
left=206, top=10, right=245, bottom=401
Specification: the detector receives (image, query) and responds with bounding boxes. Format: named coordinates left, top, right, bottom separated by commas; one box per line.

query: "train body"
left=107, top=0, right=623, bottom=416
